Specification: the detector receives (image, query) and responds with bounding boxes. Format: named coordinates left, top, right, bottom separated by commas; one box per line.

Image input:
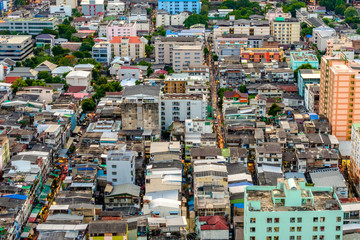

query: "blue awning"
left=169, top=211, right=179, bottom=214
left=234, top=203, right=244, bottom=208
left=152, top=211, right=160, bottom=214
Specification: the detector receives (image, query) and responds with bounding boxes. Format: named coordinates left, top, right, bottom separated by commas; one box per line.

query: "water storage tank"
left=288, top=178, right=297, bottom=190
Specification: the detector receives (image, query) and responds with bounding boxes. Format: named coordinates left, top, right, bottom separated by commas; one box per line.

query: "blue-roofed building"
left=158, top=0, right=201, bottom=14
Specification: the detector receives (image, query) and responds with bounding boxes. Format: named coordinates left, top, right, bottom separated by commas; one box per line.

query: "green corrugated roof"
left=221, top=148, right=230, bottom=157
left=231, top=199, right=244, bottom=204
left=275, top=17, right=285, bottom=21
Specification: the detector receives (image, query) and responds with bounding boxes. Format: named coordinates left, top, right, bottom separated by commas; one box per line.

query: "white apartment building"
left=106, top=147, right=135, bottom=185
left=172, top=45, right=203, bottom=72
left=351, top=124, right=360, bottom=192
left=312, top=27, right=336, bottom=51
left=156, top=10, right=190, bottom=28
left=50, top=5, right=72, bottom=17
left=213, top=20, right=270, bottom=38
left=160, top=93, right=207, bottom=130
left=154, top=36, right=203, bottom=64
left=185, top=119, right=213, bottom=134
left=56, top=0, right=77, bottom=8
left=66, top=70, right=91, bottom=87
left=106, top=0, right=125, bottom=15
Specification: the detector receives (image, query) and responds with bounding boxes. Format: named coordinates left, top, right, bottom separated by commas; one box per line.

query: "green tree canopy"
left=184, top=14, right=208, bottom=28
left=294, top=63, right=316, bottom=80
left=345, top=7, right=359, bottom=19
left=319, top=0, right=335, bottom=11
left=335, top=4, right=346, bottom=16
left=268, top=103, right=282, bottom=117
left=82, top=99, right=96, bottom=112
left=52, top=46, right=70, bottom=57
left=283, top=0, right=306, bottom=17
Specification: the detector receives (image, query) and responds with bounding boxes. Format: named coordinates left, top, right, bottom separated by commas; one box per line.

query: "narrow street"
left=206, top=40, right=224, bottom=149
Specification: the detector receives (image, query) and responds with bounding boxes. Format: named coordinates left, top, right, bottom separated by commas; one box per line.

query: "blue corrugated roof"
left=2, top=194, right=27, bottom=200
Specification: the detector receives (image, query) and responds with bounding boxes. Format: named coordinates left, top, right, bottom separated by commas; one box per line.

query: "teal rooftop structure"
left=244, top=178, right=343, bottom=240
left=290, top=51, right=319, bottom=70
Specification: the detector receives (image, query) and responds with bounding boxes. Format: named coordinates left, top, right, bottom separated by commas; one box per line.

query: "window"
left=274, top=218, right=279, bottom=223
left=112, top=165, right=116, bottom=168
left=336, top=226, right=340, bottom=231
left=297, top=237, right=301, bottom=240
left=267, top=227, right=272, bottom=232
left=312, top=236, right=318, bottom=240
left=250, top=237, right=255, bottom=240
left=320, top=226, right=325, bottom=231
left=297, top=218, right=302, bottom=223
left=336, top=217, right=342, bottom=222
left=290, top=227, right=295, bottom=232
left=320, top=217, right=325, bottom=222
left=335, top=235, right=340, bottom=240
left=289, top=237, right=295, bottom=240
left=112, top=178, right=117, bottom=182
left=319, top=236, right=324, bottom=240
left=313, top=226, right=318, bottom=231
left=250, top=218, right=256, bottom=223
left=297, top=227, right=302, bottom=232
left=313, top=217, right=318, bottom=222
left=267, top=218, right=272, bottom=223
left=267, top=237, right=272, bottom=240
left=250, top=227, right=256, bottom=232
left=274, top=227, right=279, bottom=232
left=112, top=172, right=116, bottom=175
left=290, top=218, right=295, bottom=223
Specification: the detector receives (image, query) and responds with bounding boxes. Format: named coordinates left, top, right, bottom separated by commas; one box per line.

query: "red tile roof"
left=199, top=216, right=228, bottom=231
left=68, top=86, right=87, bottom=93
left=120, top=66, right=140, bottom=70
left=110, top=36, right=142, bottom=44
left=224, top=90, right=248, bottom=98
left=279, top=85, right=298, bottom=92
left=5, top=76, right=20, bottom=84
left=155, top=70, right=168, bottom=75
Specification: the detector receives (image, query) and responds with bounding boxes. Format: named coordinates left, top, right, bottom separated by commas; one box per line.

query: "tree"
left=323, top=18, right=330, bottom=25
left=283, top=0, right=306, bottom=17
left=159, top=74, right=165, bottom=79
left=335, top=4, right=346, bottom=16
left=184, top=14, right=208, bottom=28
left=147, top=68, right=154, bottom=77
left=72, top=51, right=85, bottom=59
left=217, top=87, right=232, bottom=108
left=41, top=28, right=59, bottom=38
left=58, top=55, right=77, bottom=66
left=319, top=0, right=335, bottom=11
left=82, top=99, right=96, bottom=112
left=146, top=8, right=153, bottom=15
left=38, top=71, right=52, bottom=82
left=300, top=26, right=314, bottom=38
left=145, top=45, right=154, bottom=57
left=204, top=47, right=209, bottom=56
left=239, top=84, right=247, bottom=93
left=301, top=22, right=308, bottom=29
left=294, top=63, right=316, bottom=80
left=212, top=54, right=218, bottom=61
left=52, top=46, right=70, bottom=57
left=268, top=103, right=282, bottom=116
left=221, top=0, right=239, bottom=9
left=345, top=7, right=359, bottom=19
left=357, top=28, right=360, bottom=35
left=153, top=26, right=166, bottom=36
left=226, top=9, right=254, bottom=20
left=135, top=80, right=141, bottom=85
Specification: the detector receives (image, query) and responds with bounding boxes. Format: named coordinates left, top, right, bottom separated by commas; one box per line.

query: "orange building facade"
left=319, top=55, right=360, bottom=140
